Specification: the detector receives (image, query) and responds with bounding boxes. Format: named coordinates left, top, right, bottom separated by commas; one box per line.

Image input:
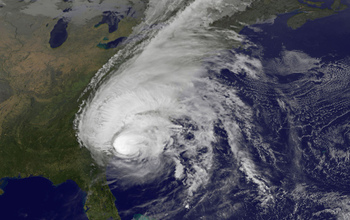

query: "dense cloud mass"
left=76, top=0, right=350, bottom=219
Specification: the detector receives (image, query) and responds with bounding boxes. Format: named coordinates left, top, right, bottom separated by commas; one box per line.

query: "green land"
left=0, top=1, right=141, bottom=219
left=213, top=0, right=347, bottom=32
left=0, top=0, right=347, bottom=219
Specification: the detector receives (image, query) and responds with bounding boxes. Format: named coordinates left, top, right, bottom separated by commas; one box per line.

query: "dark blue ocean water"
left=297, top=0, right=337, bottom=9
left=107, top=160, right=183, bottom=220
left=239, top=5, right=350, bottom=62
left=0, top=177, right=88, bottom=220
left=106, top=3, right=350, bottom=219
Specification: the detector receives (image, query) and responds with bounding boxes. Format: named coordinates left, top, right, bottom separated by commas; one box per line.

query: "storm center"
left=113, top=133, right=142, bottom=156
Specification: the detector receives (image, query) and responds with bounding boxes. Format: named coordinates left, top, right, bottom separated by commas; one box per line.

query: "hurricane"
left=75, top=0, right=350, bottom=219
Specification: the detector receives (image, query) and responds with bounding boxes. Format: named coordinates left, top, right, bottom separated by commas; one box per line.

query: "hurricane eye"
left=112, top=133, right=141, bottom=157
left=75, top=0, right=274, bottom=219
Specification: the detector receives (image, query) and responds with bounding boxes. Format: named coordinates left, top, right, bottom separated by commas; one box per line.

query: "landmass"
left=303, top=0, right=324, bottom=7
left=0, top=0, right=145, bottom=219
left=287, top=0, right=347, bottom=29
left=0, top=0, right=346, bottom=219
left=212, top=0, right=347, bottom=32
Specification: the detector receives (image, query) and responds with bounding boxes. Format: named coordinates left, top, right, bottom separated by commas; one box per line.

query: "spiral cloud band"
left=75, top=0, right=269, bottom=217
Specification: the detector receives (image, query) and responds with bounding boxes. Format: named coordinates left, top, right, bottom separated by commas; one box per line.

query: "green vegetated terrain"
left=213, top=0, right=347, bottom=32
left=0, top=1, right=142, bottom=219
left=0, top=0, right=347, bottom=219
left=287, top=0, right=347, bottom=29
